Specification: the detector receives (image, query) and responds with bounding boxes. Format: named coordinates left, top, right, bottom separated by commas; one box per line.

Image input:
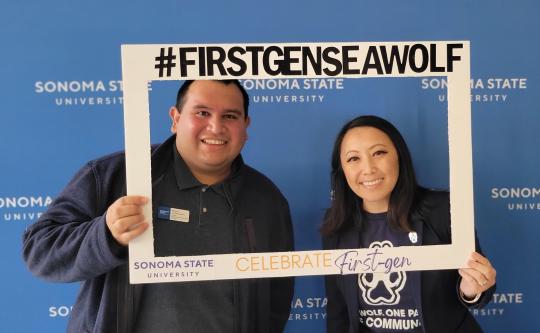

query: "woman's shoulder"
left=413, top=188, right=451, bottom=244
left=322, top=224, right=357, bottom=250
left=322, top=232, right=338, bottom=250
left=416, top=188, right=449, bottom=211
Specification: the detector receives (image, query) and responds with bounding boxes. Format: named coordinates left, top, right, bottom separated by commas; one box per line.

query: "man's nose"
left=207, top=116, right=224, bottom=133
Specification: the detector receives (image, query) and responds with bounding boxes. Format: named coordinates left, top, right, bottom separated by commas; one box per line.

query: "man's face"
left=169, top=81, right=250, bottom=184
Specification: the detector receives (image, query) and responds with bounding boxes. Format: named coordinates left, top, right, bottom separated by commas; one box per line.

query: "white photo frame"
left=121, top=41, right=473, bottom=283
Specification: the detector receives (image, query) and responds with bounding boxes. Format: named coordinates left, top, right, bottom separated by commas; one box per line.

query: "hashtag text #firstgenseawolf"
left=153, top=43, right=464, bottom=78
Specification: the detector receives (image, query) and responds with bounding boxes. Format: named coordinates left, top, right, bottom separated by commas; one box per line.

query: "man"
left=23, top=80, right=294, bottom=333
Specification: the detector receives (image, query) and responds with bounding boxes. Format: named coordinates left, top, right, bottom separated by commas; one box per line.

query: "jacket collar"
left=150, top=134, right=176, bottom=183
left=170, top=142, right=245, bottom=191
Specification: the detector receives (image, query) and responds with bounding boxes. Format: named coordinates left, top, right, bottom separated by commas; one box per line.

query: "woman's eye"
left=374, top=150, right=387, bottom=156
left=346, top=156, right=359, bottom=163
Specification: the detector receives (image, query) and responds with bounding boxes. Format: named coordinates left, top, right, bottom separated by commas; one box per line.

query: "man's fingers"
left=118, top=222, right=148, bottom=245
left=106, top=195, right=149, bottom=246
left=118, top=195, right=149, bottom=206
left=115, top=222, right=149, bottom=246
left=106, top=196, right=149, bottom=227
left=114, top=204, right=145, bottom=220
left=111, top=215, right=146, bottom=234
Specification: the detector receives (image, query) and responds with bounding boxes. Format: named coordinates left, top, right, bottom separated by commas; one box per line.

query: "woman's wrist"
left=459, top=289, right=482, bottom=304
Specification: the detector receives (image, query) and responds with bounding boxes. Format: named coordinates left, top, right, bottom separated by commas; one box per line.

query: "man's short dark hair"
left=175, top=80, right=250, bottom=118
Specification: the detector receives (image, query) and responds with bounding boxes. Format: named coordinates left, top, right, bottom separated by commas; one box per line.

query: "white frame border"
left=121, top=41, right=473, bottom=283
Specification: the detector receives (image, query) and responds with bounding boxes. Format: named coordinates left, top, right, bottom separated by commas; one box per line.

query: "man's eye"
left=196, top=111, right=210, bottom=117
left=224, top=114, right=239, bottom=120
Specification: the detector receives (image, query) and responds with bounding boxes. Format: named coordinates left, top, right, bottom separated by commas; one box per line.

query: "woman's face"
left=340, top=126, right=399, bottom=213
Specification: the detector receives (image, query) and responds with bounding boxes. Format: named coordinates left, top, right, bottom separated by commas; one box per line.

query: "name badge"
left=158, top=206, right=190, bottom=223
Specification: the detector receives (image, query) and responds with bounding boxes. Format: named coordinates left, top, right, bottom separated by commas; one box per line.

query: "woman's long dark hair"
left=320, top=115, right=420, bottom=235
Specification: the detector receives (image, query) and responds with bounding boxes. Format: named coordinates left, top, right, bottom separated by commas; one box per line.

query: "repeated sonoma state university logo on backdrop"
left=421, top=77, right=528, bottom=103
left=49, top=305, right=73, bottom=318
left=490, top=187, right=540, bottom=211
left=0, top=195, right=52, bottom=223
left=471, top=291, right=524, bottom=318
left=34, top=80, right=124, bottom=109
left=240, top=79, right=345, bottom=104
left=35, top=78, right=341, bottom=108
left=289, top=296, right=327, bottom=321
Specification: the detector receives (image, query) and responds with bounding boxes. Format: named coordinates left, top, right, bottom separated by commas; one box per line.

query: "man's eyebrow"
left=224, top=109, right=243, bottom=115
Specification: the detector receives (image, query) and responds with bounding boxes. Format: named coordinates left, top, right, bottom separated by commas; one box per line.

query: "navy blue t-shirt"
left=357, top=213, right=425, bottom=332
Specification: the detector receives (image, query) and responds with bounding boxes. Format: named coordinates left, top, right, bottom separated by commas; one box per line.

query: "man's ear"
left=245, top=116, right=251, bottom=140
left=169, top=106, right=180, bottom=133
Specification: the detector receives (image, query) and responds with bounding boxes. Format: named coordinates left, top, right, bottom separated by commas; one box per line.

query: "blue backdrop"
left=2, top=1, right=538, bottom=332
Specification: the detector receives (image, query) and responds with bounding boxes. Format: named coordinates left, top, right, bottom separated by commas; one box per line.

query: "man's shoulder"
left=85, top=150, right=126, bottom=171
left=241, top=164, right=282, bottom=192
left=85, top=138, right=170, bottom=171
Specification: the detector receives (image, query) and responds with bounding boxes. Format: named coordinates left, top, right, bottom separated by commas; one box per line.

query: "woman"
left=321, top=115, right=496, bottom=333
